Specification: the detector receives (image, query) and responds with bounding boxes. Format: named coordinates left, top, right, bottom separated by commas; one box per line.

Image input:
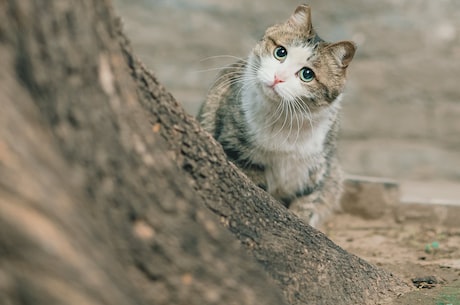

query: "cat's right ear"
left=288, top=4, right=313, bottom=30
left=327, top=41, right=357, bottom=68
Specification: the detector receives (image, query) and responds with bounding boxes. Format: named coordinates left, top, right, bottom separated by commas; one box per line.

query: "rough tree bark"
left=0, top=1, right=410, bottom=305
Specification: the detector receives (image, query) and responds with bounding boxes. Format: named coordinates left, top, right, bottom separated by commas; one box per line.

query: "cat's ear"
left=326, top=41, right=356, bottom=68
left=289, top=4, right=313, bottom=30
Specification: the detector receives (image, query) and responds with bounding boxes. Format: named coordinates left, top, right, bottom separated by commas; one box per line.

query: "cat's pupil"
left=299, top=67, right=315, bottom=82
left=274, top=46, right=287, bottom=60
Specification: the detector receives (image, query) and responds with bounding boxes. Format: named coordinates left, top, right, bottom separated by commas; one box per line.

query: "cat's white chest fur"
left=243, top=89, right=341, bottom=197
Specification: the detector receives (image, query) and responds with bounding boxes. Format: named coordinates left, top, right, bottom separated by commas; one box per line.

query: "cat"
left=197, top=4, right=356, bottom=228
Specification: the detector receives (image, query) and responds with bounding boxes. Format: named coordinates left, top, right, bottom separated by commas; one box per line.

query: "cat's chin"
left=258, top=83, right=282, bottom=102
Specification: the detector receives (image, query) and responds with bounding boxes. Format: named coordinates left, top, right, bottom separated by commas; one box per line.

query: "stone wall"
left=114, top=0, right=460, bottom=182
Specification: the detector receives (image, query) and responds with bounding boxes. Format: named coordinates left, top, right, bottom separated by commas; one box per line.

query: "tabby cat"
left=197, top=4, right=356, bottom=227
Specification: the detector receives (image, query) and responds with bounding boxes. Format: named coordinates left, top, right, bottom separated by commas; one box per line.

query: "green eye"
left=273, top=46, right=288, bottom=60
left=299, top=67, right=315, bottom=82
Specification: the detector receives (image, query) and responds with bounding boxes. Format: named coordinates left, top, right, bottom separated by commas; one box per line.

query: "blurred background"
left=113, top=0, right=460, bottom=200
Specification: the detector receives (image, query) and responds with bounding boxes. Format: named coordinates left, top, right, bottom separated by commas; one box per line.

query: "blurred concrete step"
left=341, top=175, right=460, bottom=227
left=397, top=180, right=460, bottom=227
left=400, top=180, right=460, bottom=206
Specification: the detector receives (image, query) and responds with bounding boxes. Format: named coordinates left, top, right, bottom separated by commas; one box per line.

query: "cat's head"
left=247, top=4, right=356, bottom=110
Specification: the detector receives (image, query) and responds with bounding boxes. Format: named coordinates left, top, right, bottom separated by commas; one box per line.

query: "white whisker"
left=199, top=55, right=249, bottom=63
left=194, top=66, right=238, bottom=73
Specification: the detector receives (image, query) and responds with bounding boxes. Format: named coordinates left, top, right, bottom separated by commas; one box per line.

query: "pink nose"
left=271, top=76, right=285, bottom=87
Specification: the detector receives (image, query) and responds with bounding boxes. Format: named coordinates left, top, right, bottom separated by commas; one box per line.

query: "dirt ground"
left=324, top=212, right=460, bottom=305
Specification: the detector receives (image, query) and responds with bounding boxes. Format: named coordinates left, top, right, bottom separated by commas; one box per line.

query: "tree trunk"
left=0, top=1, right=409, bottom=305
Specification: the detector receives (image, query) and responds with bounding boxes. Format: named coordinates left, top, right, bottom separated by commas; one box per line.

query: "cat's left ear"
left=327, top=41, right=357, bottom=68
left=289, top=4, right=313, bottom=30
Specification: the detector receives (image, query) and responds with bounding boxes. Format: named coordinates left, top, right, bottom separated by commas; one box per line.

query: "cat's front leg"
left=289, top=167, right=343, bottom=228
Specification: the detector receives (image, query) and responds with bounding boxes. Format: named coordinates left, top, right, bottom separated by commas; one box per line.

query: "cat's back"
left=197, top=60, right=246, bottom=135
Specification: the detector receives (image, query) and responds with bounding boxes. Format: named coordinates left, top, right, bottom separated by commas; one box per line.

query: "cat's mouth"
left=259, top=82, right=282, bottom=100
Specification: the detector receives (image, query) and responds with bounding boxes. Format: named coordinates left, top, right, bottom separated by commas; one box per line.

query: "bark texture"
left=0, top=1, right=409, bottom=305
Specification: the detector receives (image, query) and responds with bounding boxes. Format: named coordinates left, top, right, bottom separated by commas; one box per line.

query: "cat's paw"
left=289, top=201, right=321, bottom=228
